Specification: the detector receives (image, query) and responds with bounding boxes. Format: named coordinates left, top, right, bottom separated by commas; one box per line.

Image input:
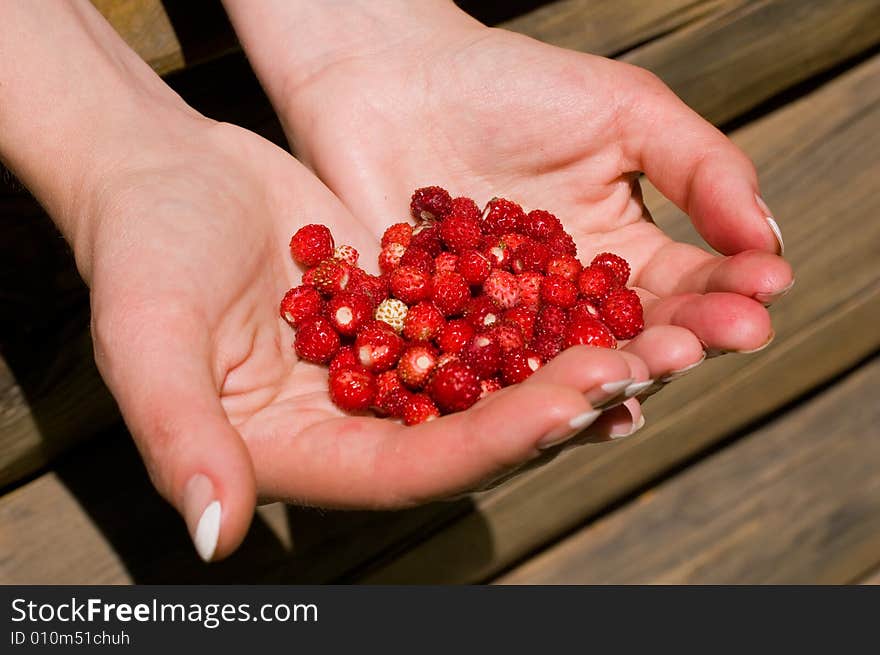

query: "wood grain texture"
left=358, top=54, right=880, bottom=584
left=502, top=0, right=729, bottom=55
left=91, top=0, right=184, bottom=75
left=497, top=356, right=880, bottom=584
left=622, top=0, right=880, bottom=125
left=860, top=567, right=880, bottom=584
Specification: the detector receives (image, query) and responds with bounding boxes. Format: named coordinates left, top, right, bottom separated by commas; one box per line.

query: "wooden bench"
left=1, top=0, right=878, bottom=583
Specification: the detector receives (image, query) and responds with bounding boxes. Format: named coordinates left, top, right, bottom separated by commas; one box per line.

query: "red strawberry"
left=349, top=269, right=388, bottom=309
left=510, top=240, right=550, bottom=274
left=546, top=231, right=577, bottom=257
left=500, top=232, right=530, bottom=253
left=379, top=242, right=406, bottom=273
left=569, top=299, right=601, bottom=322
left=333, top=244, right=359, bottom=266
left=434, top=252, right=459, bottom=275
left=540, top=274, right=578, bottom=308
left=289, top=224, right=334, bottom=267
left=530, top=333, right=563, bottom=361
left=374, top=370, right=408, bottom=417
left=480, top=377, right=503, bottom=398
left=431, top=272, right=471, bottom=316
left=457, top=250, right=491, bottom=285
left=440, top=212, right=482, bottom=254
left=329, top=365, right=376, bottom=411
left=503, top=306, right=537, bottom=342
left=592, top=252, right=631, bottom=287
left=461, top=333, right=502, bottom=379
left=397, top=344, right=439, bottom=389
left=520, top=209, right=563, bottom=242
left=426, top=360, right=481, bottom=413
left=389, top=265, right=433, bottom=304
left=329, top=346, right=358, bottom=375
left=326, top=291, right=372, bottom=337
left=313, top=258, right=352, bottom=296
left=436, top=318, right=476, bottom=355
left=487, top=321, right=526, bottom=352
left=536, top=305, right=569, bottom=340
left=501, top=349, right=543, bottom=385
left=280, top=284, right=323, bottom=328
left=563, top=315, right=617, bottom=349
left=516, top=271, right=543, bottom=308
left=399, top=246, right=436, bottom=274
left=411, top=186, right=452, bottom=221
left=546, top=254, right=582, bottom=281
left=483, top=269, right=520, bottom=310
left=355, top=320, right=404, bottom=372
left=482, top=237, right=511, bottom=269
left=450, top=197, right=481, bottom=222
left=382, top=223, right=413, bottom=249
left=408, top=224, right=443, bottom=257
left=577, top=265, right=615, bottom=302
left=463, top=295, right=500, bottom=330
left=403, top=302, right=445, bottom=341
left=301, top=267, right=318, bottom=287
left=403, top=393, right=440, bottom=425
left=294, top=316, right=340, bottom=363
left=482, top=198, right=525, bottom=235
left=600, top=288, right=644, bottom=339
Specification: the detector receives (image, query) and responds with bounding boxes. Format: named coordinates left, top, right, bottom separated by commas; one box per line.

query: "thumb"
left=619, top=64, right=784, bottom=256
left=92, top=307, right=256, bottom=562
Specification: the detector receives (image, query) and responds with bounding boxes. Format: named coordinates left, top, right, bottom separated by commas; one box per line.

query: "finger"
left=621, top=325, right=705, bottom=380
left=620, top=66, right=783, bottom=255
left=528, top=345, right=649, bottom=408
left=637, top=244, right=794, bottom=303
left=641, top=291, right=774, bottom=353
left=569, top=399, right=645, bottom=446
left=92, top=307, right=256, bottom=562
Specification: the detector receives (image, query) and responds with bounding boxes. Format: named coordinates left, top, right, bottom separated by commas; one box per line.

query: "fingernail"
left=624, top=380, right=653, bottom=398
left=755, top=278, right=795, bottom=306
left=586, top=378, right=632, bottom=410
left=183, top=474, right=221, bottom=562
left=756, top=195, right=784, bottom=255
left=736, top=329, right=775, bottom=354
left=659, top=352, right=707, bottom=382
left=611, top=414, right=645, bottom=439
left=538, top=409, right=601, bottom=449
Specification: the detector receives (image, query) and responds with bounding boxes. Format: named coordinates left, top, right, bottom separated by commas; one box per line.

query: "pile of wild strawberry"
left=280, top=186, right=644, bottom=425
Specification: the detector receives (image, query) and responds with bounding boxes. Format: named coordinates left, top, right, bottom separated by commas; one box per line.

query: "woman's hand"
left=83, top=117, right=654, bottom=560
left=2, top=1, right=655, bottom=561
left=225, top=0, right=794, bottom=384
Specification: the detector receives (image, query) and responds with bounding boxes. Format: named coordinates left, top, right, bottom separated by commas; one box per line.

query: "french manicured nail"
left=756, top=195, right=784, bottom=255
left=624, top=380, right=653, bottom=398
left=610, top=414, right=645, bottom=439
left=659, top=352, right=707, bottom=382
left=586, top=379, right=632, bottom=410
left=737, top=330, right=775, bottom=354
left=538, top=409, right=602, bottom=449
left=755, top=278, right=795, bottom=306
left=183, top=474, right=221, bottom=562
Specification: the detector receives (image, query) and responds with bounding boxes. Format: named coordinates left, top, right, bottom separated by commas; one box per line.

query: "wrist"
left=0, top=0, right=205, bottom=278
left=221, top=0, right=484, bottom=116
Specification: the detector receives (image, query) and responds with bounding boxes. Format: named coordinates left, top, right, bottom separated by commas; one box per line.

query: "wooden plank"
left=0, top=426, right=471, bottom=584
left=860, top=567, right=880, bottom=585
left=357, top=54, right=880, bottom=583
left=91, top=0, right=184, bottom=75
left=502, top=0, right=729, bottom=56
left=498, top=356, right=880, bottom=584
left=623, top=0, right=880, bottom=125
